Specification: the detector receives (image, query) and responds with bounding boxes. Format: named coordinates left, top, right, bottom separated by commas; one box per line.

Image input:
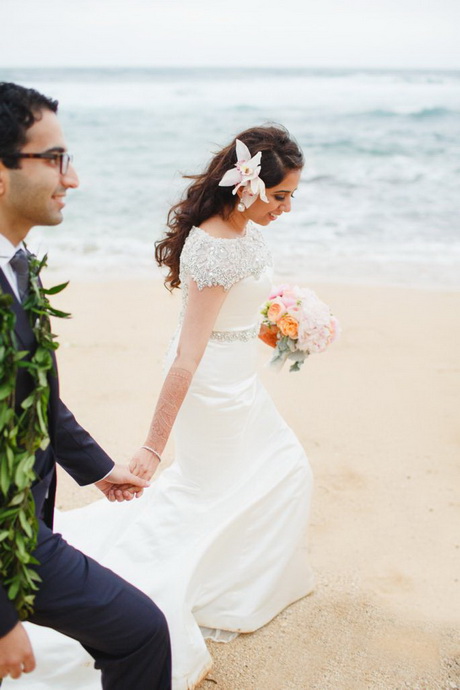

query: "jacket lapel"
left=0, top=266, right=59, bottom=419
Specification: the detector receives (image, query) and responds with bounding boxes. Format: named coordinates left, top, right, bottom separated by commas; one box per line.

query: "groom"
left=0, top=83, right=171, bottom=688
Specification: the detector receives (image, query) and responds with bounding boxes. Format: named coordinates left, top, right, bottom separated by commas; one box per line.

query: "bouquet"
left=260, top=284, right=339, bottom=372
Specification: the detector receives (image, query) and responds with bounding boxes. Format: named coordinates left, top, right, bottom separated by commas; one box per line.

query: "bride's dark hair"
left=155, top=124, right=303, bottom=290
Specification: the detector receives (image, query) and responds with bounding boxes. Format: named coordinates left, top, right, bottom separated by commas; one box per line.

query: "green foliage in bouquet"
left=0, top=253, right=70, bottom=619
left=270, top=335, right=309, bottom=372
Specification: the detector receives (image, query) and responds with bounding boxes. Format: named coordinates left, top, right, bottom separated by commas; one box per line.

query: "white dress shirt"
left=0, top=233, right=24, bottom=300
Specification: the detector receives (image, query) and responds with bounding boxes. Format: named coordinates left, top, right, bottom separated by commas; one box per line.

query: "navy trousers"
left=26, top=521, right=172, bottom=689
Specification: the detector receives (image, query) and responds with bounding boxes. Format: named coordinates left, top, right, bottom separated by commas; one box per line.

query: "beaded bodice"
left=180, top=224, right=272, bottom=291
left=179, top=224, right=273, bottom=335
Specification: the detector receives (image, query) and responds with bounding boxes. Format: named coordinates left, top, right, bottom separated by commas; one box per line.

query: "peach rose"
left=267, top=299, right=285, bottom=324
left=278, top=315, right=299, bottom=339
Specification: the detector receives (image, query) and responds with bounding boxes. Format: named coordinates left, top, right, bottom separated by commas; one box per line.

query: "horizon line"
left=1, top=64, right=459, bottom=73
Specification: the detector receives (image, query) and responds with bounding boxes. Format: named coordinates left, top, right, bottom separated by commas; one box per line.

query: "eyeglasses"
left=11, top=152, right=73, bottom=175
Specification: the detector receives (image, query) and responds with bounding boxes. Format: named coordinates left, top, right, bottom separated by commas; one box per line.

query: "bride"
left=11, top=125, right=314, bottom=690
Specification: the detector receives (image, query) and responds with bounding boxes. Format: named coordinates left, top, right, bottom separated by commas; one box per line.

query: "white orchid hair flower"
left=219, top=139, right=269, bottom=208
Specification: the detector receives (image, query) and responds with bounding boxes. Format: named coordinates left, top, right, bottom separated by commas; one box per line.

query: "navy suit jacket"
left=0, top=270, right=114, bottom=636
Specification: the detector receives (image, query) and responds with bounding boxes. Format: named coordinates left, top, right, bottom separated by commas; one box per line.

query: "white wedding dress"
left=8, top=224, right=314, bottom=690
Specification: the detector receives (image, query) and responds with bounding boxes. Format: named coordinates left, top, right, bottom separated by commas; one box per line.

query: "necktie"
left=9, top=248, right=30, bottom=303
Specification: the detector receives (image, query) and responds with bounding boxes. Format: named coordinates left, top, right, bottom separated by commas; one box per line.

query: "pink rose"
left=269, top=284, right=290, bottom=300
left=281, top=296, right=297, bottom=308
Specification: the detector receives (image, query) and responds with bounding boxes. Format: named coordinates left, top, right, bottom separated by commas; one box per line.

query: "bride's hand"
left=129, top=447, right=161, bottom=482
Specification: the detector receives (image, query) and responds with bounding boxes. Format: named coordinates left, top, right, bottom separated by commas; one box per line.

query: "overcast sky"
left=1, top=0, right=459, bottom=70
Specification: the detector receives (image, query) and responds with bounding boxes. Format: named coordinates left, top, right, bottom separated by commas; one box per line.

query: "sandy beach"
left=49, top=277, right=460, bottom=690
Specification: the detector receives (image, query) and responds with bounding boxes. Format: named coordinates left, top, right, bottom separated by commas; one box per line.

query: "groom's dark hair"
left=0, top=82, right=58, bottom=169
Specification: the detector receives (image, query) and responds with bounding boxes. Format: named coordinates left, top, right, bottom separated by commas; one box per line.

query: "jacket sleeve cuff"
left=0, top=585, right=19, bottom=638
left=79, top=463, right=115, bottom=487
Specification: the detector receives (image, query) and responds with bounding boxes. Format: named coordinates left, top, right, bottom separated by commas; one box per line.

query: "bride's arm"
left=128, top=280, right=228, bottom=481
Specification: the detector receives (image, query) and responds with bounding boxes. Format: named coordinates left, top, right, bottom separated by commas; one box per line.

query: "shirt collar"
left=0, top=233, right=25, bottom=269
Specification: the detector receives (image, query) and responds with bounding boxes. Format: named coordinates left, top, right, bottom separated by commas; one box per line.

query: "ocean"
left=2, top=67, right=460, bottom=288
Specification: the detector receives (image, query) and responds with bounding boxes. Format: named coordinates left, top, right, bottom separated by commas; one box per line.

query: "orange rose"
left=258, top=323, right=279, bottom=348
left=278, top=315, right=299, bottom=339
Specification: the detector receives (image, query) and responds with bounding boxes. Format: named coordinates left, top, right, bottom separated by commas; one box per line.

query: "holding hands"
left=95, top=463, right=151, bottom=502
left=96, top=449, right=161, bottom=503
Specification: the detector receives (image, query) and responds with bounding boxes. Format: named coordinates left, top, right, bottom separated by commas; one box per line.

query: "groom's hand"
left=95, top=464, right=150, bottom=502
left=0, top=622, right=35, bottom=681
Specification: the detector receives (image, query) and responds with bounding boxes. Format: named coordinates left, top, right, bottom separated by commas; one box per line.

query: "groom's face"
left=0, top=108, right=79, bottom=240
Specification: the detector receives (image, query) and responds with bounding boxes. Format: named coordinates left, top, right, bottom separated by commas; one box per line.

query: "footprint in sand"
left=369, top=570, right=414, bottom=595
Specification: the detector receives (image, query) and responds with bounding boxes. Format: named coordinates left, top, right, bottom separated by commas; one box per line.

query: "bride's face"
left=242, top=168, right=301, bottom=227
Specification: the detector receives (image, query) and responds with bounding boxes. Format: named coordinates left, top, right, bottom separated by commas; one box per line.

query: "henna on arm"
left=129, top=280, right=228, bottom=483
left=144, top=366, right=192, bottom=455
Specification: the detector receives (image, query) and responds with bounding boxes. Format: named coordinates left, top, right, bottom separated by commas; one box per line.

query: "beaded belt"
left=209, top=325, right=259, bottom=342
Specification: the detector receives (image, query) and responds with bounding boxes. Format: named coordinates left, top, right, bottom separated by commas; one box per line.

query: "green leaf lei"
left=0, top=252, right=70, bottom=619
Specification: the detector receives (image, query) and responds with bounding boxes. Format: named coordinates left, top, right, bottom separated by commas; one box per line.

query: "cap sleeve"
left=179, top=228, right=252, bottom=291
